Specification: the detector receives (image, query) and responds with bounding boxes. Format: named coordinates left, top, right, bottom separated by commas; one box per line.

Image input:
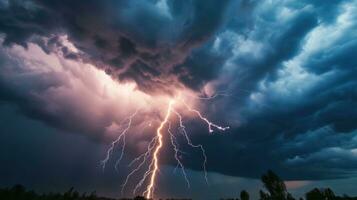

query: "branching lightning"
left=101, top=109, right=139, bottom=171
left=172, top=108, right=209, bottom=183
left=180, top=100, right=229, bottom=133
left=143, top=99, right=175, bottom=198
left=167, top=122, right=190, bottom=188
left=101, top=95, right=229, bottom=199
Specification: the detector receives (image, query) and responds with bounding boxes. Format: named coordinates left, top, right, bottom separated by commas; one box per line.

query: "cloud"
left=181, top=0, right=357, bottom=180
left=0, top=0, right=233, bottom=93
left=0, top=38, right=156, bottom=142
left=0, top=0, right=357, bottom=181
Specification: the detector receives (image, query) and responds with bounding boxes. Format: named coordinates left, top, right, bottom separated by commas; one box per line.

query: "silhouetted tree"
left=134, top=196, right=146, bottom=200
left=260, top=170, right=295, bottom=200
left=306, top=188, right=336, bottom=200
left=306, top=188, right=325, bottom=200
left=241, top=190, right=249, bottom=200
left=324, top=188, right=336, bottom=200
left=64, top=187, right=74, bottom=199
left=88, top=191, right=98, bottom=200
left=260, top=190, right=270, bottom=200
left=12, top=184, right=25, bottom=193
left=287, top=193, right=295, bottom=200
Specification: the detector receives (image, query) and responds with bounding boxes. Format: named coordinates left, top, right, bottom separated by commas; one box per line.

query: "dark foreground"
left=1, top=171, right=357, bottom=200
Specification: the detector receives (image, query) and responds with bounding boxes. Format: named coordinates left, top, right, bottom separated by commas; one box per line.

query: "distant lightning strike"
left=172, top=108, right=209, bottom=183
left=102, top=95, right=229, bottom=199
left=167, top=122, right=190, bottom=188
left=101, top=109, right=139, bottom=171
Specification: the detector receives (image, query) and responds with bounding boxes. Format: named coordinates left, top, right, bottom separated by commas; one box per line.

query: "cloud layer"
left=0, top=0, right=357, bottom=181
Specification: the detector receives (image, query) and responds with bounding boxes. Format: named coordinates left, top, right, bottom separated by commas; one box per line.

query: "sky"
left=0, top=0, right=357, bottom=199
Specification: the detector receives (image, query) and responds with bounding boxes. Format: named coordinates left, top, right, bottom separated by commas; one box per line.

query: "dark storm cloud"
left=229, top=10, right=318, bottom=101
left=0, top=0, right=56, bottom=46
left=174, top=42, right=232, bottom=90
left=1, top=0, right=357, bottom=182
left=0, top=0, right=232, bottom=93
left=291, top=0, right=350, bottom=23
left=305, top=39, right=357, bottom=74
left=186, top=0, right=357, bottom=180
left=0, top=0, right=234, bottom=139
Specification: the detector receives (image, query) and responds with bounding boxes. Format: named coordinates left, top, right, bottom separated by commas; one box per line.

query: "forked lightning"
left=101, top=96, right=229, bottom=199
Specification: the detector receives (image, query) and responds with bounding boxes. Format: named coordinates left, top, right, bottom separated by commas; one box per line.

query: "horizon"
left=1, top=170, right=357, bottom=200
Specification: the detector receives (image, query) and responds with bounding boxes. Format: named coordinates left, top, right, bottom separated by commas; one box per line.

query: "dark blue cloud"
left=194, top=0, right=357, bottom=179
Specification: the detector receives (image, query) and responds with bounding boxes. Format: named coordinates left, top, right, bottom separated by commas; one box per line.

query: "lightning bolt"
left=102, top=95, right=229, bottom=199
left=101, top=109, right=139, bottom=171
left=167, top=122, right=190, bottom=188
left=172, top=108, right=209, bottom=183
left=180, top=99, right=229, bottom=133
left=144, top=99, right=175, bottom=199
left=122, top=136, right=157, bottom=195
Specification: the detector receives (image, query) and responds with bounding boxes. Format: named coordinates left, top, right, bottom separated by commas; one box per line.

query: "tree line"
left=234, top=170, right=357, bottom=200
left=1, top=170, right=356, bottom=200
